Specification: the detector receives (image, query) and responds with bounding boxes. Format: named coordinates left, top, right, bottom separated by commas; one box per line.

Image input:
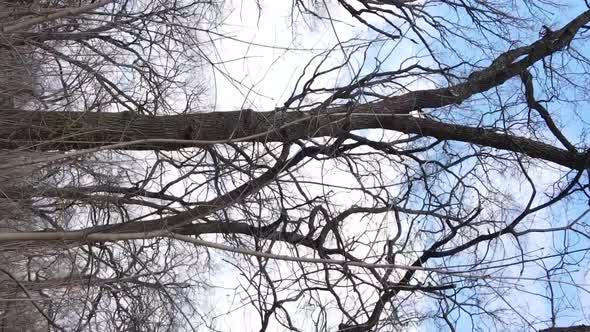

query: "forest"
left=1, top=0, right=590, bottom=331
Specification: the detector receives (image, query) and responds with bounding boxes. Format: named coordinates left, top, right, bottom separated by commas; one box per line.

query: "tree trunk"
left=2, top=11, right=590, bottom=170
left=540, top=326, right=590, bottom=332
left=0, top=107, right=586, bottom=170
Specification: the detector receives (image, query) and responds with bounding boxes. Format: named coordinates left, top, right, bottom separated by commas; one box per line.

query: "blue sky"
left=193, top=1, right=590, bottom=330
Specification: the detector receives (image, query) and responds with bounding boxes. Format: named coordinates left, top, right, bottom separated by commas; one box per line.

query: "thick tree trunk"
left=1, top=10, right=589, bottom=170
left=0, top=107, right=586, bottom=170
left=540, top=326, right=590, bottom=332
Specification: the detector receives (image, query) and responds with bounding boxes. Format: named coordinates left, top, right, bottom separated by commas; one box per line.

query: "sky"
left=165, top=1, right=590, bottom=331
left=8, top=1, right=590, bottom=331
left=205, top=0, right=420, bottom=113
left=195, top=2, right=421, bottom=330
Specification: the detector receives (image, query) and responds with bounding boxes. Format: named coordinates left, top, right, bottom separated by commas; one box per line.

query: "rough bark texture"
left=1, top=11, right=589, bottom=172
left=1, top=108, right=587, bottom=170
left=540, top=326, right=590, bottom=332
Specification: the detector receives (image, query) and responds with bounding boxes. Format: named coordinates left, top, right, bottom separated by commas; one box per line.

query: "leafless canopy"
left=1, top=0, right=590, bottom=331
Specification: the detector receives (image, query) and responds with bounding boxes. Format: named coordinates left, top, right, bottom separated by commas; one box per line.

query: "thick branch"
left=2, top=11, right=589, bottom=170
left=1, top=109, right=585, bottom=170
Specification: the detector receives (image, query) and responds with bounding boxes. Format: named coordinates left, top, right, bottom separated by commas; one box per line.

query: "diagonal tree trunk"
left=1, top=10, right=589, bottom=170
left=1, top=107, right=586, bottom=169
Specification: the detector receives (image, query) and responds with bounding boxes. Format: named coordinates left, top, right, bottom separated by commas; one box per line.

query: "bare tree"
left=2, top=0, right=590, bottom=331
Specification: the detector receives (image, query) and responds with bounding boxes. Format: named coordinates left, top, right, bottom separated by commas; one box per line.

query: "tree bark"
left=1, top=10, right=589, bottom=170
left=1, top=107, right=587, bottom=170
left=540, top=326, right=590, bottom=332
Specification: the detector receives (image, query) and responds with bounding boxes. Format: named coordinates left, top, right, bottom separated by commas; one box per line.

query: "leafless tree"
left=2, top=0, right=590, bottom=331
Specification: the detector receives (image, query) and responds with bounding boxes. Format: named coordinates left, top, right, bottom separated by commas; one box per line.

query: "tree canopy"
left=1, top=0, right=590, bottom=331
